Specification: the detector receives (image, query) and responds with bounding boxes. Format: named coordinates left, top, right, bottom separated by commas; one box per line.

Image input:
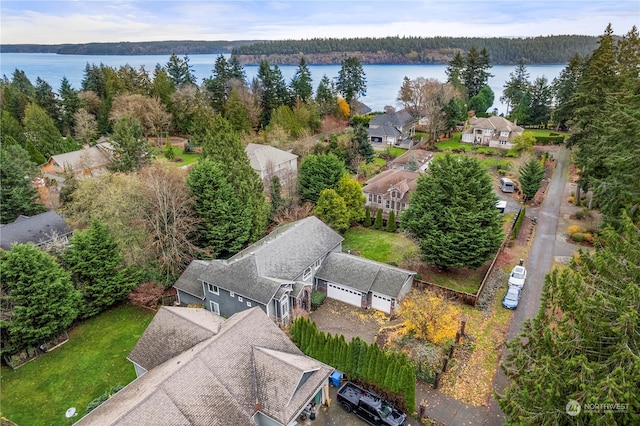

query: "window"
left=386, top=200, right=390, bottom=209
left=368, top=193, right=373, bottom=202
left=230, top=292, right=235, bottom=297
left=210, top=301, right=220, bottom=315
left=207, top=283, right=219, bottom=295
left=303, top=267, right=312, bottom=281
left=247, top=301, right=252, bottom=307
left=377, top=195, right=381, bottom=204
left=238, top=296, right=243, bottom=302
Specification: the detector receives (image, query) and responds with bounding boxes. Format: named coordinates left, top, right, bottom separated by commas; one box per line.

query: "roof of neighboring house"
left=368, top=124, right=401, bottom=138
left=464, top=116, right=523, bottom=134
left=352, top=100, right=372, bottom=115
left=0, top=210, right=72, bottom=250
left=315, top=252, right=415, bottom=298
left=369, top=109, right=416, bottom=128
left=174, top=216, right=343, bottom=304
left=388, top=149, right=434, bottom=171
left=43, top=142, right=113, bottom=170
left=362, top=169, right=420, bottom=200
left=76, top=307, right=333, bottom=426
left=245, top=143, right=298, bottom=173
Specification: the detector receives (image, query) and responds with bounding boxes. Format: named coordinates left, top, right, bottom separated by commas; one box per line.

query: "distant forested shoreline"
left=2, top=35, right=601, bottom=64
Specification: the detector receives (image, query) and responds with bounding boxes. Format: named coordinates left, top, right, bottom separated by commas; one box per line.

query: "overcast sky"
left=2, top=1, right=638, bottom=45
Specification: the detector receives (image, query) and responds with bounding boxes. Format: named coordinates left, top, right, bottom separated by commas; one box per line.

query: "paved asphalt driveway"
left=484, top=146, right=572, bottom=425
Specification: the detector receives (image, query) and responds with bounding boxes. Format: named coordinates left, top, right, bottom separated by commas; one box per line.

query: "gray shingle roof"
left=0, top=210, right=72, bottom=250
left=229, top=216, right=344, bottom=280
left=245, top=143, right=298, bottom=173
left=76, top=307, right=332, bottom=426
left=46, top=142, right=113, bottom=170
left=128, top=306, right=224, bottom=371
left=173, top=260, right=210, bottom=298
left=315, top=252, right=415, bottom=298
left=362, top=169, right=420, bottom=202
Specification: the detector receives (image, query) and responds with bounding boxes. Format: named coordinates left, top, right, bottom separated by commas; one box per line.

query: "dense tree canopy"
left=564, top=25, right=640, bottom=227
left=63, top=220, right=139, bottom=319
left=401, top=153, right=503, bottom=269
left=298, top=154, right=347, bottom=203
left=0, top=144, right=46, bottom=224
left=519, top=157, right=546, bottom=201
left=1, top=244, right=81, bottom=357
left=336, top=57, right=366, bottom=113
left=499, top=214, right=640, bottom=424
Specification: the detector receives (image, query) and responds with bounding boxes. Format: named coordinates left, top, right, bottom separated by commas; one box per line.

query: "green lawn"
left=342, top=226, right=418, bottom=266
left=0, top=304, right=155, bottom=426
left=435, top=139, right=471, bottom=151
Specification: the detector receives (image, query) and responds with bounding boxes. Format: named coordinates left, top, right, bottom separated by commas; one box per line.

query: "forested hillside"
left=1, top=40, right=257, bottom=55
left=3, top=35, right=600, bottom=64
left=232, top=35, right=601, bottom=65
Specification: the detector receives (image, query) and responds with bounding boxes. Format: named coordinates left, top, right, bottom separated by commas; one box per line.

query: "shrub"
left=386, top=211, right=397, bottom=232
left=374, top=209, right=383, bottom=230
left=364, top=206, right=372, bottom=227
left=567, top=196, right=575, bottom=204
left=498, top=169, right=507, bottom=175
left=86, top=384, right=124, bottom=413
left=567, top=225, right=581, bottom=236
left=583, top=233, right=595, bottom=244
left=310, top=290, right=326, bottom=310
left=572, top=233, right=585, bottom=242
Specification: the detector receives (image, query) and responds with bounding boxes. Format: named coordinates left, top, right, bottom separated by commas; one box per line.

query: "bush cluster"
left=534, top=135, right=565, bottom=145
left=310, top=290, right=326, bottom=310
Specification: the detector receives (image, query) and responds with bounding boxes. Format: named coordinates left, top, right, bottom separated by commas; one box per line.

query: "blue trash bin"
left=330, top=371, right=342, bottom=387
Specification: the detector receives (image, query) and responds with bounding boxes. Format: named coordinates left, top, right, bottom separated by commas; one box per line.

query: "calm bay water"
left=0, top=53, right=565, bottom=115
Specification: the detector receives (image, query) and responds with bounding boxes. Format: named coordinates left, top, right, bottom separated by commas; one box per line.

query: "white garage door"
left=371, top=293, right=392, bottom=314
left=327, top=283, right=362, bottom=307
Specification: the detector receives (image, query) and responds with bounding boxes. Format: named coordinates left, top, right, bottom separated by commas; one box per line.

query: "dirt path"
left=484, top=146, right=571, bottom=424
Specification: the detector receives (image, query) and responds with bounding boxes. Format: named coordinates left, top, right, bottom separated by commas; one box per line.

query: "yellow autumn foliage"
left=397, top=289, right=461, bottom=345
left=337, top=97, right=350, bottom=119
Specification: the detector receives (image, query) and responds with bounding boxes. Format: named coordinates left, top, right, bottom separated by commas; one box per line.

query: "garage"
left=371, top=293, right=392, bottom=314
left=327, top=283, right=362, bottom=308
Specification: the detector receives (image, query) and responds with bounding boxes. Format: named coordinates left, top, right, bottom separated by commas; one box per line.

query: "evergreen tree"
left=401, top=364, right=416, bottom=413
left=461, top=46, right=493, bottom=98
left=1, top=244, right=81, bottom=357
left=401, top=152, right=503, bottom=269
left=198, top=115, right=269, bottom=242
left=348, top=124, right=374, bottom=168
left=109, top=116, right=153, bottom=172
left=298, top=154, right=347, bottom=202
left=499, top=213, right=640, bottom=424
left=63, top=220, right=139, bottom=319
left=269, top=175, right=285, bottom=217
left=166, top=54, right=196, bottom=87
left=1, top=110, right=26, bottom=147
left=528, top=76, right=553, bottom=126
left=290, top=56, right=313, bottom=103
left=257, top=60, right=289, bottom=128
left=551, top=53, right=584, bottom=129
left=314, top=189, right=350, bottom=233
left=58, top=77, right=80, bottom=136
left=0, top=144, right=46, bottom=224
left=187, top=159, right=253, bottom=257
left=224, top=89, right=253, bottom=134
left=336, top=174, right=366, bottom=225
left=374, top=209, right=383, bottom=230
left=519, top=157, right=546, bottom=201
left=386, top=210, right=397, bottom=232
left=336, top=57, right=366, bottom=116
left=364, top=206, right=372, bottom=227
left=34, top=77, right=60, bottom=129
left=23, top=103, right=68, bottom=158
left=152, top=65, right=176, bottom=107
left=445, top=50, right=466, bottom=96
left=501, top=59, right=531, bottom=115
left=315, top=74, right=338, bottom=116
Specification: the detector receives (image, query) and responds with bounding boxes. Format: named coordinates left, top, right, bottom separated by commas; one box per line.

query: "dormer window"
left=303, top=267, right=312, bottom=281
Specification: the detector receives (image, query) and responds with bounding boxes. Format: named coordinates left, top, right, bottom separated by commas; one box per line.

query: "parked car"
left=496, top=200, right=507, bottom=213
left=337, top=381, right=407, bottom=426
left=502, top=286, right=521, bottom=310
left=508, top=265, right=527, bottom=288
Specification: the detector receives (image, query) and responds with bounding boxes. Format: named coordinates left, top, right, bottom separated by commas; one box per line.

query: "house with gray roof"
left=315, top=252, right=414, bottom=314
left=0, top=210, right=72, bottom=251
left=174, top=216, right=416, bottom=317
left=40, top=141, right=114, bottom=182
left=76, top=306, right=333, bottom=426
left=367, top=109, right=417, bottom=148
left=461, top=116, right=524, bottom=149
left=245, top=143, right=298, bottom=194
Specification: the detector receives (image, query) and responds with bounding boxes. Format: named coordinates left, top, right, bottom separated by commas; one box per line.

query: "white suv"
left=508, top=265, right=527, bottom=289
